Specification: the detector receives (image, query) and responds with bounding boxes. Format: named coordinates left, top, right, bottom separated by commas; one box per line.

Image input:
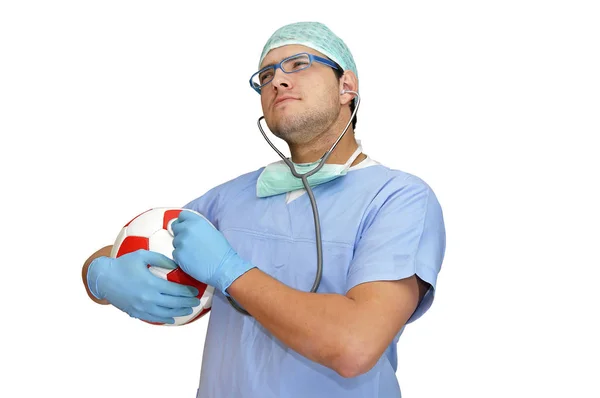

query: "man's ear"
left=339, top=70, right=358, bottom=104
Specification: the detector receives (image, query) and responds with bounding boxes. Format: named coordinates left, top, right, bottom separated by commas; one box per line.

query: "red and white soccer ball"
left=110, top=207, right=214, bottom=326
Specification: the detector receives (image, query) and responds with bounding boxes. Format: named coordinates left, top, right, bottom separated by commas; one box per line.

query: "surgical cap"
left=259, top=22, right=358, bottom=80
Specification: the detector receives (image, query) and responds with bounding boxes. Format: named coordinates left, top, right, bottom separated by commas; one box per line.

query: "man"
left=82, top=22, right=446, bottom=397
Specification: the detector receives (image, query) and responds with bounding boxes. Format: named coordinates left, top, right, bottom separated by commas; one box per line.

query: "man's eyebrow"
left=259, top=61, right=276, bottom=69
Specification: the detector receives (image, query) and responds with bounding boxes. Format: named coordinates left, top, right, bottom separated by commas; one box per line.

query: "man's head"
left=252, top=22, right=358, bottom=145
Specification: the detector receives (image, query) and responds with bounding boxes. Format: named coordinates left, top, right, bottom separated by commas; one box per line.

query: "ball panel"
left=148, top=229, right=174, bottom=259
left=126, top=208, right=166, bottom=237
left=163, top=209, right=182, bottom=232
left=202, top=286, right=215, bottom=307
left=110, top=227, right=127, bottom=258
left=148, top=266, right=170, bottom=279
left=116, top=236, right=150, bottom=257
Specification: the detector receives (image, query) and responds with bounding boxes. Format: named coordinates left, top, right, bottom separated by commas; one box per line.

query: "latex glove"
left=87, top=250, right=201, bottom=324
left=171, top=210, right=255, bottom=296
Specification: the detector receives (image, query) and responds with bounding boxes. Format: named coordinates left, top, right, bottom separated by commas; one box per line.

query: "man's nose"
left=271, top=67, right=292, bottom=90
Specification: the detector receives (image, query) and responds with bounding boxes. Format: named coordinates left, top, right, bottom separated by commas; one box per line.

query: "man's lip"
left=274, top=96, right=298, bottom=106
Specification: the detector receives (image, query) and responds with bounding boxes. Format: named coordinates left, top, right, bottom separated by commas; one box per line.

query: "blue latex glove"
left=171, top=210, right=255, bottom=296
left=87, top=250, right=202, bottom=324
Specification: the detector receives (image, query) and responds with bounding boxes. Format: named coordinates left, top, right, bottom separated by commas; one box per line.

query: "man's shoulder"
left=348, top=161, right=444, bottom=219
left=351, top=160, right=433, bottom=193
left=183, top=167, right=264, bottom=218
left=214, top=167, right=265, bottom=193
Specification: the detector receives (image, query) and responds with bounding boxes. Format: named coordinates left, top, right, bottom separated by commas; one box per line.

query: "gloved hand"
left=171, top=210, right=255, bottom=296
left=87, top=250, right=201, bottom=324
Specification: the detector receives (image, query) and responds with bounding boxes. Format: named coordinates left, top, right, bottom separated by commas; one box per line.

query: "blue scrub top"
left=185, top=159, right=446, bottom=398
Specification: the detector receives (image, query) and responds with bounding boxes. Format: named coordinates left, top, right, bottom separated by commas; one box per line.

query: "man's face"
left=258, top=44, right=341, bottom=145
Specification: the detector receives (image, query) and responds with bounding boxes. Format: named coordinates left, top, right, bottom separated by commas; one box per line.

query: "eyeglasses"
left=249, top=52, right=340, bottom=94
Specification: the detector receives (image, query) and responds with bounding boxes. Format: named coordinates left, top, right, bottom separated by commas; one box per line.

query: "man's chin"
left=268, top=119, right=295, bottom=138
left=266, top=114, right=313, bottom=143
left=271, top=126, right=303, bottom=143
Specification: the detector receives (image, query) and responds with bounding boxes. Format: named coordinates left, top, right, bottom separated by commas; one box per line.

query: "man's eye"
left=260, top=72, right=273, bottom=83
left=292, top=61, right=308, bottom=69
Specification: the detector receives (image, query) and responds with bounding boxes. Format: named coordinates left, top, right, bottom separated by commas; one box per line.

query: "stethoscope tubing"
left=227, top=91, right=361, bottom=315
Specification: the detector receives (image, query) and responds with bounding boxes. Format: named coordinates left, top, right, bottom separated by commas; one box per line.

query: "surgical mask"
left=257, top=143, right=363, bottom=198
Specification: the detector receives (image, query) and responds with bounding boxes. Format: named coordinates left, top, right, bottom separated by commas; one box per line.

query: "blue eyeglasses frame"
left=249, top=52, right=340, bottom=94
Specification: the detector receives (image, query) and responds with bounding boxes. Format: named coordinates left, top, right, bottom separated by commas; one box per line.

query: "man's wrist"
left=87, top=257, right=108, bottom=300
left=218, top=251, right=256, bottom=296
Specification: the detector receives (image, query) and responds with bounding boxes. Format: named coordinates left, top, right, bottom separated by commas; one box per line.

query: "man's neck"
left=288, top=125, right=360, bottom=165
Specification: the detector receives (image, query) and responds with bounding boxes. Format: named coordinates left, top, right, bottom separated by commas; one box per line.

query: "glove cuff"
left=87, top=257, right=108, bottom=300
left=217, top=250, right=256, bottom=297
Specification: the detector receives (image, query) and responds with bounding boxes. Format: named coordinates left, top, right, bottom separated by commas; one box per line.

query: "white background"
left=1, top=1, right=598, bottom=397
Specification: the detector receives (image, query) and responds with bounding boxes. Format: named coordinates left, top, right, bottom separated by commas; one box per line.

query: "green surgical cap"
left=259, top=22, right=358, bottom=80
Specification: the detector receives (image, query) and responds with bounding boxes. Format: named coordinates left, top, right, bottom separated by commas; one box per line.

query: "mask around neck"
left=256, top=142, right=363, bottom=198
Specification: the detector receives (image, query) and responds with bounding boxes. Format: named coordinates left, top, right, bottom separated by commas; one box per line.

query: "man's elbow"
left=332, top=340, right=380, bottom=378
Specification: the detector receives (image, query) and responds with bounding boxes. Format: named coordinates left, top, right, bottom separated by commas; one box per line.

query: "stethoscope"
left=227, top=90, right=361, bottom=316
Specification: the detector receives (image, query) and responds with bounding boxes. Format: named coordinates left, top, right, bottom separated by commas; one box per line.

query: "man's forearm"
left=226, top=268, right=375, bottom=377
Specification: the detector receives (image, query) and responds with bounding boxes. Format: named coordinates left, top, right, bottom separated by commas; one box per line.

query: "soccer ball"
left=110, top=207, right=214, bottom=326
